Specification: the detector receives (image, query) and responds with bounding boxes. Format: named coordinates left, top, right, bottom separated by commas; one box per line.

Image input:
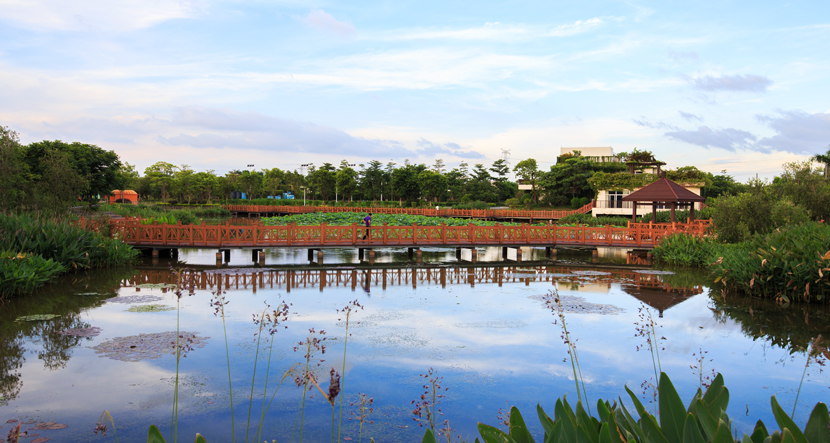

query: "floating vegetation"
left=58, top=327, right=102, bottom=337
left=126, top=304, right=175, bottom=313
left=91, top=331, right=209, bottom=362
left=30, top=421, right=68, bottom=430
left=454, top=319, right=529, bottom=329
left=527, top=295, right=623, bottom=315
left=134, top=283, right=177, bottom=289
left=75, top=292, right=101, bottom=296
left=570, top=271, right=612, bottom=276
left=633, top=270, right=675, bottom=275
left=106, top=295, right=163, bottom=304
left=15, top=314, right=60, bottom=322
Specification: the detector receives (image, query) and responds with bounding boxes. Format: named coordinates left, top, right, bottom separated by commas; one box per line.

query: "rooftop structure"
left=560, top=147, right=619, bottom=163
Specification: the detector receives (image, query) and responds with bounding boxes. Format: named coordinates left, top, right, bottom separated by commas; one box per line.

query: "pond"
left=1, top=247, right=828, bottom=442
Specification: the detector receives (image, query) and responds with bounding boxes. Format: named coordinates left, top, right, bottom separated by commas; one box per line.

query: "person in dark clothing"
left=362, top=213, right=372, bottom=240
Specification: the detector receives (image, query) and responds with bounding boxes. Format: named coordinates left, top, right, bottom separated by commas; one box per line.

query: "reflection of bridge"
left=113, top=219, right=707, bottom=262
left=125, top=266, right=704, bottom=297
left=224, top=203, right=595, bottom=221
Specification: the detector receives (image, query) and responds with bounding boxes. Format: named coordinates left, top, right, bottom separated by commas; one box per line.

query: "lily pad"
left=15, top=314, right=60, bottom=322
left=134, top=283, right=178, bottom=289
left=527, top=294, right=624, bottom=315
left=58, top=327, right=102, bottom=338
left=126, top=304, right=175, bottom=313
left=106, top=295, right=163, bottom=304
left=91, top=331, right=209, bottom=362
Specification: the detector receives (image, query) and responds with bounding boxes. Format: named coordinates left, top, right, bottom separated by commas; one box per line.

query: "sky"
left=1, top=0, right=829, bottom=181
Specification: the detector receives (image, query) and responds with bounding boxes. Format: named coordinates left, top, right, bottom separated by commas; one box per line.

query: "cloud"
left=678, top=111, right=702, bottom=122
left=546, top=17, right=611, bottom=37
left=298, top=9, right=355, bottom=37
left=375, top=17, right=616, bottom=42
left=633, top=118, right=677, bottom=130
left=668, top=50, right=699, bottom=62
left=755, top=109, right=830, bottom=154
left=664, top=126, right=757, bottom=151
left=690, top=74, right=772, bottom=92
left=157, top=107, right=411, bottom=157
left=415, top=138, right=485, bottom=159
left=0, top=0, right=199, bottom=31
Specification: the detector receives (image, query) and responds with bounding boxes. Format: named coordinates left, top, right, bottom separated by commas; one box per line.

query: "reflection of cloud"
left=755, top=109, right=830, bottom=154
left=690, top=74, right=772, bottom=92
left=298, top=9, right=355, bottom=37
left=664, top=126, right=757, bottom=151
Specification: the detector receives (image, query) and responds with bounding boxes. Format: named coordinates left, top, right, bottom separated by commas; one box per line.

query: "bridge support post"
left=470, top=248, right=478, bottom=263
left=151, top=249, right=159, bottom=258
left=592, top=249, right=598, bottom=263
left=317, top=250, right=324, bottom=264
left=367, top=249, right=375, bottom=264
left=415, top=249, right=422, bottom=264
left=502, top=247, right=508, bottom=260
left=215, top=252, right=222, bottom=265
left=408, top=248, right=414, bottom=260
left=308, top=249, right=314, bottom=262
left=258, top=250, right=265, bottom=264
left=546, top=247, right=557, bottom=260
left=358, top=248, right=365, bottom=261
left=252, top=249, right=259, bottom=262
left=516, top=248, right=522, bottom=262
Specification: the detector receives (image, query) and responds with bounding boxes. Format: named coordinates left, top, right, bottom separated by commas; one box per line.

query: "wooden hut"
left=622, top=178, right=704, bottom=222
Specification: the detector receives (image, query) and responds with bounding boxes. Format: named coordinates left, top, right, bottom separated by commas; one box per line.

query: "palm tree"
left=812, top=144, right=830, bottom=180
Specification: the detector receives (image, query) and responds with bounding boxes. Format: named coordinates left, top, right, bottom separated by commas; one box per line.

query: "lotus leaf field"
left=261, top=213, right=520, bottom=226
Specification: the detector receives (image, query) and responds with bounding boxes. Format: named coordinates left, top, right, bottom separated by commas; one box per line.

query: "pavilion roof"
left=111, top=190, right=138, bottom=195
left=622, top=178, right=704, bottom=202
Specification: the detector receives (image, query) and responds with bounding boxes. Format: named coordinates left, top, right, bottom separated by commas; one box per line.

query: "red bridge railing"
left=111, top=218, right=706, bottom=249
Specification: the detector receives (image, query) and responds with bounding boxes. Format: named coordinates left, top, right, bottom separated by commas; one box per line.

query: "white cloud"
left=690, top=74, right=773, bottom=92
left=373, top=17, right=616, bottom=42
left=0, top=0, right=200, bottom=31
left=298, top=9, right=355, bottom=37
left=756, top=109, right=830, bottom=154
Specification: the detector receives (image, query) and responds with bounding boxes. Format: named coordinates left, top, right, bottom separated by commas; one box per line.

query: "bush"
left=708, top=191, right=810, bottom=243
left=504, top=198, right=520, bottom=209
left=652, top=233, right=722, bottom=267
left=0, top=250, right=67, bottom=298
left=453, top=201, right=490, bottom=210
left=710, top=222, right=830, bottom=303
left=637, top=206, right=714, bottom=223
left=557, top=213, right=630, bottom=227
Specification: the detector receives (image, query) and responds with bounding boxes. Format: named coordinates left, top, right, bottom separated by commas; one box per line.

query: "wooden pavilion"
left=622, top=178, right=704, bottom=222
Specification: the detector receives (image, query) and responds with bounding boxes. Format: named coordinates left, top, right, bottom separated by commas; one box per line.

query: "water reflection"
left=0, top=262, right=828, bottom=442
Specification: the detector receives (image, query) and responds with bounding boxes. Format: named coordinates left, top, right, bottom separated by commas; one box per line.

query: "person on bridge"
left=362, top=213, right=372, bottom=240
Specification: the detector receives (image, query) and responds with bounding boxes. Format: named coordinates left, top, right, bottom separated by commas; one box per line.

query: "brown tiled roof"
left=622, top=178, right=705, bottom=202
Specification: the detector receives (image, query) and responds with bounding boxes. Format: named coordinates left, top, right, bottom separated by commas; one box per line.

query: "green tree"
left=262, top=168, right=285, bottom=198
left=489, top=159, right=509, bottom=181
left=358, top=160, right=386, bottom=201
left=391, top=163, right=427, bottom=202
left=812, top=146, right=830, bottom=179
left=0, top=126, right=30, bottom=211
left=115, top=162, right=140, bottom=191
left=238, top=169, right=263, bottom=200
left=144, top=162, right=177, bottom=202
left=336, top=166, right=358, bottom=201
left=466, top=163, right=497, bottom=202
left=417, top=170, right=448, bottom=203
left=310, top=163, right=336, bottom=201
left=38, top=149, right=88, bottom=211
left=542, top=156, right=594, bottom=206
left=513, top=158, right=540, bottom=203
left=194, top=171, right=219, bottom=203
left=772, top=160, right=830, bottom=221
left=174, top=165, right=196, bottom=204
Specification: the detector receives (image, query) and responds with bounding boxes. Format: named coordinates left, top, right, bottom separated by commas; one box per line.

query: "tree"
left=513, top=158, right=540, bottom=203
left=359, top=160, right=386, bottom=201
left=238, top=170, right=263, bottom=200
left=432, top=159, right=446, bottom=174
left=310, top=163, right=336, bottom=201
left=336, top=166, right=358, bottom=201
left=262, top=168, right=285, bottom=198
left=391, top=163, right=427, bottom=202
left=489, top=159, right=511, bottom=204
left=195, top=171, right=219, bottom=202
left=542, top=156, right=594, bottom=206
left=145, top=162, right=177, bottom=202
left=417, top=170, right=448, bottom=203
left=115, top=162, right=140, bottom=190
left=38, top=149, right=88, bottom=211
left=812, top=146, right=830, bottom=180
left=466, top=163, right=497, bottom=202
left=490, top=159, right=509, bottom=181
left=0, top=126, right=30, bottom=211
left=445, top=167, right=469, bottom=201
left=174, top=165, right=196, bottom=204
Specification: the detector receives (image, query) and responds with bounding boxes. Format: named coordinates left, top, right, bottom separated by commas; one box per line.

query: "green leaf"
left=782, top=430, right=799, bottom=443
left=577, top=424, right=597, bottom=443
left=659, top=373, right=687, bottom=443
left=509, top=406, right=536, bottom=443
left=770, top=396, right=809, bottom=443
left=147, top=425, right=166, bottom=443
left=802, top=402, right=829, bottom=443
left=599, top=423, right=614, bottom=443
left=194, top=434, right=207, bottom=443
left=641, top=414, right=670, bottom=443
left=423, top=428, right=439, bottom=443
left=713, top=420, right=735, bottom=443
left=618, top=402, right=646, bottom=443
left=625, top=385, right=649, bottom=420
left=478, top=424, right=514, bottom=443
left=692, top=399, right=719, bottom=441
left=576, top=402, right=599, bottom=443
left=537, top=404, right=555, bottom=436
left=683, top=413, right=706, bottom=443
left=751, top=420, right=770, bottom=443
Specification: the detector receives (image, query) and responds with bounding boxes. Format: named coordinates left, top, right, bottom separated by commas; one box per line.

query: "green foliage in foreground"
left=0, top=213, right=138, bottom=298
left=458, top=372, right=829, bottom=443
left=262, top=212, right=523, bottom=227
left=0, top=251, right=67, bottom=298
left=710, top=223, right=830, bottom=303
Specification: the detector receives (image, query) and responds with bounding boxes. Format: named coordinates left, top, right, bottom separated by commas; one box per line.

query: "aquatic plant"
left=293, top=327, right=328, bottom=442
left=690, top=348, right=716, bottom=390
left=652, top=233, right=722, bottom=268
left=469, top=372, right=830, bottom=443
left=544, top=289, right=590, bottom=412
left=169, top=266, right=197, bottom=443
left=0, top=251, right=66, bottom=298
left=249, top=301, right=290, bottom=443
left=634, top=303, right=664, bottom=413
left=94, top=410, right=119, bottom=442
left=793, top=335, right=827, bottom=417
left=411, top=367, right=447, bottom=435
left=261, top=212, right=523, bottom=227
left=336, top=299, right=364, bottom=442
left=711, top=222, right=830, bottom=303
left=349, top=393, right=374, bottom=443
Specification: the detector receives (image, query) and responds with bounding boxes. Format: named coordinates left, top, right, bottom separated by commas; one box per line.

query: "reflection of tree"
left=0, top=266, right=138, bottom=402
left=710, top=292, right=830, bottom=354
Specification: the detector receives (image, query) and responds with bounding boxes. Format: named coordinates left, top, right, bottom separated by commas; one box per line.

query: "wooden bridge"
left=113, top=218, right=708, bottom=258
left=224, top=202, right=595, bottom=221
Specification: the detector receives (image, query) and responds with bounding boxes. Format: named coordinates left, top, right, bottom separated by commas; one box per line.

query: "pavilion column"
left=651, top=203, right=657, bottom=224
left=670, top=202, right=676, bottom=223
left=632, top=201, right=637, bottom=221
left=689, top=204, right=695, bottom=221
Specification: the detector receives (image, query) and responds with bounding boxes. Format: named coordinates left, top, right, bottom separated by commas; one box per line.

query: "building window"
left=608, top=191, right=624, bottom=208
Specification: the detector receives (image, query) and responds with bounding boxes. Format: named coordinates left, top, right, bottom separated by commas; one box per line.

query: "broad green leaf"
left=782, top=430, right=799, bottom=443
left=423, top=428, right=439, bottom=443
left=751, top=420, right=770, bottom=443
left=770, top=396, right=809, bottom=443
left=659, top=373, right=687, bottom=443
left=713, top=420, right=735, bottom=443
left=802, top=402, right=829, bottom=443
left=618, top=402, right=646, bottom=443
left=597, top=400, right=612, bottom=425
left=692, top=400, right=718, bottom=441
left=600, top=423, right=614, bottom=443
left=641, top=414, right=670, bottom=443
left=509, top=406, right=536, bottom=443
left=625, top=386, right=649, bottom=420
left=147, top=425, right=166, bottom=443
left=538, top=404, right=555, bottom=436
left=576, top=402, right=599, bottom=443
left=577, top=424, right=597, bottom=443
left=194, top=434, right=207, bottom=443
left=478, top=424, right=514, bottom=443
left=683, top=413, right=705, bottom=443
left=702, top=374, right=725, bottom=406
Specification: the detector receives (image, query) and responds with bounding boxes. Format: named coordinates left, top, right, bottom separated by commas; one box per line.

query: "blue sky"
left=2, top=0, right=829, bottom=180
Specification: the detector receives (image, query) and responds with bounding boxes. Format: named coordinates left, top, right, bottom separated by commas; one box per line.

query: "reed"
left=544, top=289, right=590, bottom=412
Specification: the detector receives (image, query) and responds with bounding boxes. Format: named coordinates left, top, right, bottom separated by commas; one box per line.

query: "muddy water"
left=1, top=248, right=828, bottom=442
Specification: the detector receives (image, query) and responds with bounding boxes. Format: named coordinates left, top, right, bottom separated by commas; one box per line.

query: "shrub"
left=0, top=250, right=67, bottom=298
left=708, top=192, right=810, bottom=243
left=637, top=206, right=714, bottom=223
left=557, top=213, right=630, bottom=227
left=453, top=201, right=490, bottom=210
left=652, top=233, right=722, bottom=267
left=710, top=222, right=830, bottom=303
